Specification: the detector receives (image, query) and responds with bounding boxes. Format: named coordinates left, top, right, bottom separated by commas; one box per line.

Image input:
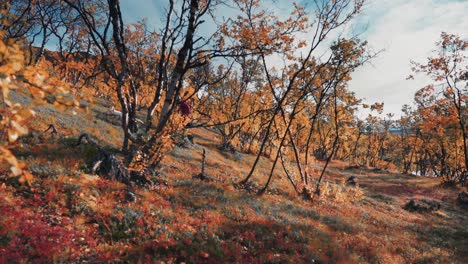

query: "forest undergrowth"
left=1, top=93, right=466, bottom=263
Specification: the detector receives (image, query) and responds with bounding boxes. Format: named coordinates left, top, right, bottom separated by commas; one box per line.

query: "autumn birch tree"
left=223, top=0, right=371, bottom=196
left=411, top=33, right=467, bottom=185
left=62, top=0, right=235, bottom=171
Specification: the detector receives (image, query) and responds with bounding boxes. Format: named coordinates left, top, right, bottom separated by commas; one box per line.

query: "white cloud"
left=348, top=0, right=468, bottom=117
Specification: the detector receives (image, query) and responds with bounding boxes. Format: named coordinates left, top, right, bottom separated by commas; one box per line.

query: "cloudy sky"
left=121, top=0, right=468, bottom=117
left=348, top=0, right=468, bottom=117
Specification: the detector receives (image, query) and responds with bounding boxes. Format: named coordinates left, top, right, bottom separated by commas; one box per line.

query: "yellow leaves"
left=0, top=77, right=11, bottom=100
left=29, top=85, right=46, bottom=99
left=218, top=23, right=229, bottom=36
left=0, top=29, right=78, bottom=184
left=217, top=36, right=225, bottom=50
left=22, top=67, right=47, bottom=87
left=222, top=1, right=311, bottom=56
left=8, top=120, right=27, bottom=142
left=370, top=102, right=384, bottom=114
left=1, top=104, right=30, bottom=144
left=0, top=147, right=19, bottom=174
left=0, top=147, right=33, bottom=184
left=297, top=40, right=308, bottom=49
left=0, top=38, right=24, bottom=76
left=54, top=94, right=78, bottom=108
left=0, top=33, right=28, bottom=148
left=0, top=8, right=11, bottom=22
left=19, top=171, right=34, bottom=185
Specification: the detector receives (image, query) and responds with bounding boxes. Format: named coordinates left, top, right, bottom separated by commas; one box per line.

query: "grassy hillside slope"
left=1, top=92, right=467, bottom=263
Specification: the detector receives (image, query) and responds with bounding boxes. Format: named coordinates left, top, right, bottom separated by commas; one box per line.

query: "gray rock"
left=457, top=192, right=468, bottom=206
left=404, top=198, right=441, bottom=213
left=126, top=191, right=137, bottom=203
